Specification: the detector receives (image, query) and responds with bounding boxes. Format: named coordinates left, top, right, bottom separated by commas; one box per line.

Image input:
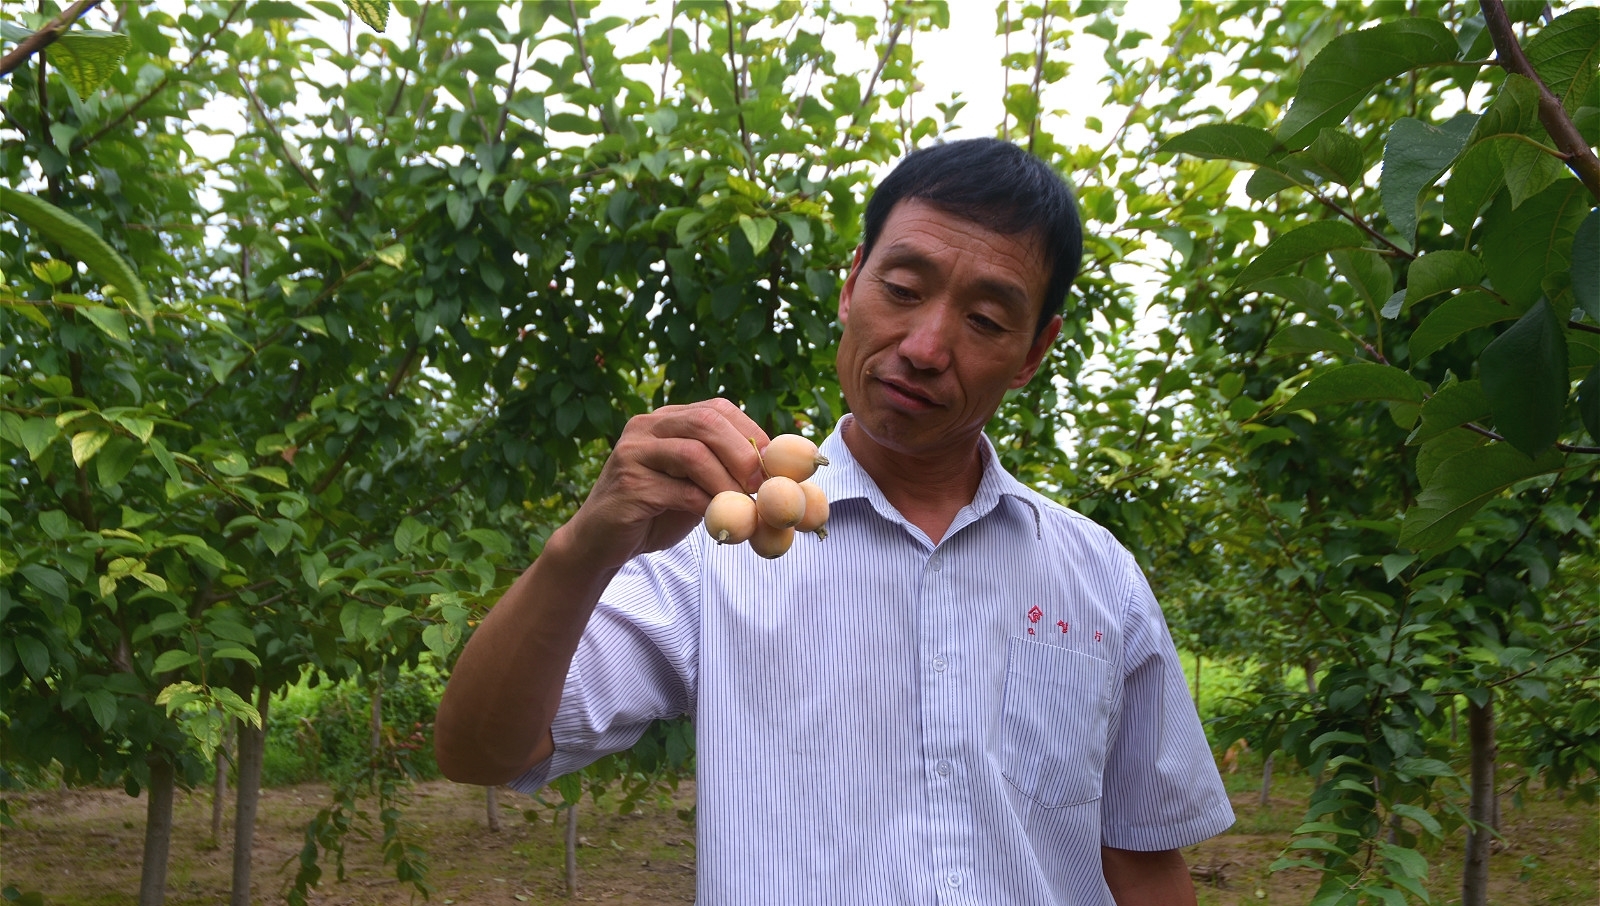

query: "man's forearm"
left=1102, top=846, right=1196, bottom=906
left=433, top=526, right=616, bottom=785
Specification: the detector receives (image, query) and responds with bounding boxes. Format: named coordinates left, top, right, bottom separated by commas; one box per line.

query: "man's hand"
left=435, top=398, right=767, bottom=786
left=1102, top=846, right=1196, bottom=906
left=565, top=398, right=769, bottom=572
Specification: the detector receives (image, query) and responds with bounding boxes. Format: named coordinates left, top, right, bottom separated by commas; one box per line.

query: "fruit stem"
left=748, top=436, right=769, bottom=479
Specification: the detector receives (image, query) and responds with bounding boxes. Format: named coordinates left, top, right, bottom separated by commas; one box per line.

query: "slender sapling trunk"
left=138, top=753, right=175, bottom=906
left=1463, top=692, right=1496, bottom=906
left=486, top=785, right=502, bottom=832
left=230, top=682, right=270, bottom=906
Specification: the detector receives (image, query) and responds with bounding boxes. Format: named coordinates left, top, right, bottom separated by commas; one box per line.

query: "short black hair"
left=858, top=138, right=1084, bottom=336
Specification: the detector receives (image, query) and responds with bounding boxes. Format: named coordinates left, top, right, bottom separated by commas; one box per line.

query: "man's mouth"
left=876, top=375, right=941, bottom=410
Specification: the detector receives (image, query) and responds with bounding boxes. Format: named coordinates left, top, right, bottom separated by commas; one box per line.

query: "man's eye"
left=971, top=315, right=1004, bottom=332
left=885, top=282, right=916, bottom=301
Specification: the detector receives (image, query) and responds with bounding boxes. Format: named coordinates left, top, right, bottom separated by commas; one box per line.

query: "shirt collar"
left=812, top=415, right=1042, bottom=542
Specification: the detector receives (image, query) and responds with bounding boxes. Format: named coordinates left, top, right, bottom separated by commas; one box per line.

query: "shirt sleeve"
left=1099, top=556, right=1235, bottom=850
left=505, top=536, right=701, bottom=795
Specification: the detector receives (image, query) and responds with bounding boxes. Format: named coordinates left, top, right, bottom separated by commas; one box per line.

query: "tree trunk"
left=486, top=786, right=502, bottom=832
left=230, top=682, right=270, bottom=906
left=1463, top=693, right=1496, bottom=906
left=138, top=753, right=175, bottom=906
left=1258, top=750, right=1274, bottom=808
left=563, top=802, right=579, bottom=897
left=211, top=722, right=233, bottom=843
left=1193, top=652, right=1202, bottom=708
left=370, top=678, right=383, bottom=763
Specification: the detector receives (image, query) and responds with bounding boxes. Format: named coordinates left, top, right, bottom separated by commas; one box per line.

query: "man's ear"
left=1009, top=314, right=1062, bottom=389
left=838, top=246, right=864, bottom=324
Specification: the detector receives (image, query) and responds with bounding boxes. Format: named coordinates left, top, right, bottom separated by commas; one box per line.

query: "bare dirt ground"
left=1, top=773, right=1593, bottom=904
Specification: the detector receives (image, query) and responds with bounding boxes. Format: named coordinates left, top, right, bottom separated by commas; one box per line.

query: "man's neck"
left=842, top=418, right=986, bottom=545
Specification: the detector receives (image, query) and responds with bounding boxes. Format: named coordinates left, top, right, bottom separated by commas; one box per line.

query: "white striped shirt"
left=509, top=417, right=1235, bottom=904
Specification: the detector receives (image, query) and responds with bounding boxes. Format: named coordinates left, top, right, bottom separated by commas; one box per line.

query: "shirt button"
left=946, top=871, right=962, bottom=888
left=936, top=760, right=952, bottom=777
left=929, top=555, right=942, bottom=572
left=932, top=656, right=947, bottom=672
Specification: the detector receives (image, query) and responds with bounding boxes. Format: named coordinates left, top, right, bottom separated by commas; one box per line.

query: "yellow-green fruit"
left=795, top=481, right=829, bottom=539
left=755, top=476, right=807, bottom=528
left=749, top=520, right=796, bottom=559
left=704, top=490, right=759, bottom=544
left=762, top=433, right=829, bottom=482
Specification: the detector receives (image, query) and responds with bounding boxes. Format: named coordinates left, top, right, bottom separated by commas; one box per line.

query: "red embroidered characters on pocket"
left=1027, top=604, right=1042, bottom=635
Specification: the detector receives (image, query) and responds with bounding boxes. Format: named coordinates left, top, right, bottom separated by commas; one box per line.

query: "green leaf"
left=346, top=0, right=389, bottom=31
left=15, top=418, right=57, bottom=460
left=1268, top=324, right=1358, bottom=358
left=1276, top=19, right=1460, bottom=150
left=1466, top=74, right=1564, bottom=208
left=1442, top=141, right=1504, bottom=233
left=95, top=436, right=139, bottom=488
left=211, top=646, right=261, bottom=667
left=1578, top=364, right=1600, bottom=443
left=70, top=429, right=110, bottom=466
left=1307, top=128, right=1365, bottom=186
left=1389, top=802, right=1444, bottom=836
left=737, top=215, right=778, bottom=255
left=1281, top=363, right=1427, bottom=414
left=1381, top=114, right=1477, bottom=249
left=1410, top=381, right=1491, bottom=445
left=48, top=30, right=131, bottom=97
left=1409, top=291, right=1518, bottom=361
left=394, top=516, right=427, bottom=555
left=0, top=188, right=152, bottom=320
left=374, top=243, right=406, bottom=268
left=1403, top=250, right=1486, bottom=314
left=14, top=636, right=49, bottom=681
left=151, top=649, right=198, bottom=674
left=1479, top=299, right=1569, bottom=456
left=1481, top=179, right=1589, bottom=307
left=1234, top=221, right=1367, bottom=289
left=20, top=565, right=69, bottom=603
left=1381, top=553, right=1416, bottom=582
left=1401, top=445, right=1563, bottom=550
left=85, top=689, right=118, bottom=731
left=1331, top=248, right=1393, bottom=308
left=79, top=304, right=129, bottom=342
left=1523, top=8, right=1599, bottom=116
left=1573, top=208, right=1599, bottom=322
left=1158, top=123, right=1282, bottom=167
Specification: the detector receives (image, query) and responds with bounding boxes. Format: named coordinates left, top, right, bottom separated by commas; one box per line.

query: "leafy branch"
left=1480, top=0, right=1600, bottom=201
left=0, top=0, right=100, bottom=79
left=72, top=1, right=245, bottom=153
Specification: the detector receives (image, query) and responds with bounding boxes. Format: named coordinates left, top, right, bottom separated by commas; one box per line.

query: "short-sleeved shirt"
left=509, top=417, right=1235, bottom=904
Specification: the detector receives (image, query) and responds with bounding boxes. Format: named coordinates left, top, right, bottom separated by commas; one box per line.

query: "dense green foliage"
left=2, top=1, right=1596, bottom=904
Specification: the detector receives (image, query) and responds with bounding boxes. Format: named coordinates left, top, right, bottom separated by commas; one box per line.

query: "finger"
left=633, top=436, right=751, bottom=504
left=648, top=400, right=769, bottom=492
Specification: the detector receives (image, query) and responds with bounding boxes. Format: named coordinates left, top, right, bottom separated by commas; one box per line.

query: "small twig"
left=1569, top=320, right=1600, bottom=336
left=722, top=0, right=754, bottom=177
left=237, top=64, right=321, bottom=192
left=566, top=0, right=614, bottom=134
left=495, top=36, right=524, bottom=144
left=1026, top=4, right=1050, bottom=154
left=660, top=0, right=676, bottom=99
left=0, top=0, right=100, bottom=79
left=1481, top=0, right=1600, bottom=201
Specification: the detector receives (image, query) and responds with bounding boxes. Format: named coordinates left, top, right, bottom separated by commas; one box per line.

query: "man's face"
left=836, top=198, right=1062, bottom=459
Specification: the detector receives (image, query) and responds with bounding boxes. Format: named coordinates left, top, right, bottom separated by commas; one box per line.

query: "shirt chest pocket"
left=999, top=638, right=1111, bottom=808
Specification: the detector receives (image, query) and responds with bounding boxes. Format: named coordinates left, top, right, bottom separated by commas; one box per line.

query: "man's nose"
left=897, top=302, right=956, bottom=373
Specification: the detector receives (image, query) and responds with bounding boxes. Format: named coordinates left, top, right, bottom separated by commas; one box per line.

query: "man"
left=435, top=138, right=1234, bottom=904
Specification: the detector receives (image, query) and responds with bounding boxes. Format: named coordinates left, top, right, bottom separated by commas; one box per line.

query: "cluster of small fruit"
left=703, top=434, right=830, bottom=559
